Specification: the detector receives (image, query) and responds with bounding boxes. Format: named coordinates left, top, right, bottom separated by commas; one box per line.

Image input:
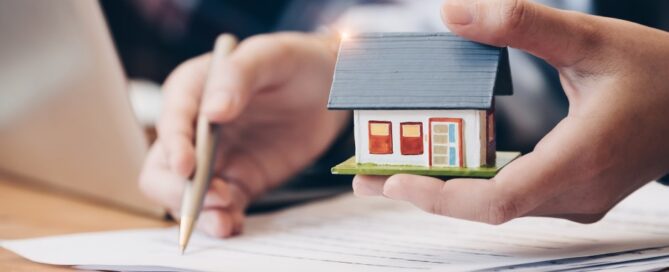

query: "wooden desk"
left=0, top=176, right=172, bottom=271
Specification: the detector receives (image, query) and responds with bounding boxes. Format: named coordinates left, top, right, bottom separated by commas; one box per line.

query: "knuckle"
left=226, top=51, right=250, bottom=72
left=577, top=198, right=613, bottom=215
left=171, top=56, right=208, bottom=81
left=243, top=33, right=274, bottom=46
left=390, top=173, right=411, bottom=182
left=485, top=197, right=519, bottom=225
left=242, top=33, right=295, bottom=58
left=262, top=33, right=300, bottom=58
left=498, top=0, right=532, bottom=41
left=430, top=183, right=451, bottom=216
left=223, top=56, right=252, bottom=89
left=383, top=174, right=407, bottom=194
left=271, top=35, right=297, bottom=59
left=177, top=56, right=201, bottom=72
left=573, top=15, right=606, bottom=55
left=554, top=12, right=606, bottom=68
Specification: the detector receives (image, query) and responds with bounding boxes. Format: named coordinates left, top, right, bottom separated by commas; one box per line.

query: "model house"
left=328, top=32, right=516, bottom=176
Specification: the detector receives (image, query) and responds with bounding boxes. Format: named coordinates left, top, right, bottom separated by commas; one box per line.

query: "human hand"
left=140, top=32, right=348, bottom=237
left=354, top=0, right=669, bottom=224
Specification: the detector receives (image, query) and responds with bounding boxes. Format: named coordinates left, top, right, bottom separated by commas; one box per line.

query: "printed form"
left=3, top=183, right=669, bottom=271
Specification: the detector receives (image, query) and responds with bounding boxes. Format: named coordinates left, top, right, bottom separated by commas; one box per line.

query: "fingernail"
left=443, top=1, right=474, bottom=25
left=381, top=178, right=406, bottom=200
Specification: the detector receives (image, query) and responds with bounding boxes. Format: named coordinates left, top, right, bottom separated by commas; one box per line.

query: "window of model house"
left=368, top=121, right=392, bottom=154
left=400, top=122, right=423, bottom=155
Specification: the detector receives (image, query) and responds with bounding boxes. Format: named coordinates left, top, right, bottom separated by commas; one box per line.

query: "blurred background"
left=99, top=0, right=669, bottom=210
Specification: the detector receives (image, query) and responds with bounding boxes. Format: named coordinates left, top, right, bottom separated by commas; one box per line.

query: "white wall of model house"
left=354, top=109, right=487, bottom=168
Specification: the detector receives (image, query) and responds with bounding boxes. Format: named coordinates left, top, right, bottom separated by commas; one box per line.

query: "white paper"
left=3, top=183, right=669, bottom=272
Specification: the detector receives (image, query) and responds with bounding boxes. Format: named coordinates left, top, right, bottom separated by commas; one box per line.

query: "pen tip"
left=179, top=216, right=194, bottom=255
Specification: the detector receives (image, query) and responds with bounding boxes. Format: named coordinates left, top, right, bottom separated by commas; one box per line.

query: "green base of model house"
left=331, top=151, right=521, bottom=178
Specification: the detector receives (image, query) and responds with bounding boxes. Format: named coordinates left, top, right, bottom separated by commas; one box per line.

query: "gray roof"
left=327, top=32, right=512, bottom=110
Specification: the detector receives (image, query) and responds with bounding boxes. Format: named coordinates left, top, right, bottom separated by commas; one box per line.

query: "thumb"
left=441, top=0, right=602, bottom=68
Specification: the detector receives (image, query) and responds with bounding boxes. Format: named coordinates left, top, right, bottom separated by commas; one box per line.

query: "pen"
left=179, top=34, right=238, bottom=254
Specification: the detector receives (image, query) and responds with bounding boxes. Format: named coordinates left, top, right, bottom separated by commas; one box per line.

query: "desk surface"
left=0, top=176, right=172, bottom=271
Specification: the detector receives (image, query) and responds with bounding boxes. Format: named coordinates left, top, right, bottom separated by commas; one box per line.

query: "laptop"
left=0, top=0, right=163, bottom=216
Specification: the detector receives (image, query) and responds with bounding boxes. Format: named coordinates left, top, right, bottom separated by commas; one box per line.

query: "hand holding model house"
left=353, top=0, right=669, bottom=225
left=140, top=0, right=669, bottom=237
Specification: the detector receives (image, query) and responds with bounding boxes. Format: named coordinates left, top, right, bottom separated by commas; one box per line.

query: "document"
left=3, top=183, right=669, bottom=272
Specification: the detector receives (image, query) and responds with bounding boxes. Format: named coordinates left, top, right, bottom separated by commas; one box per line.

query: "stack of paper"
left=3, top=183, right=669, bottom=271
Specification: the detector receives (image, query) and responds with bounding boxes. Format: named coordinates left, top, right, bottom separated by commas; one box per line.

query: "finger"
left=140, top=143, right=236, bottom=214
left=201, top=177, right=234, bottom=209
left=196, top=209, right=236, bottom=238
left=211, top=183, right=249, bottom=236
left=201, top=33, right=327, bottom=122
left=381, top=143, right=579, bottom=224
left=158, top=54, right=210, bottom=177
left=231, top=209, right=245, bottom=235
left=382, top=110, right=606, bottom=224
left=141, top=140, right=169, bottom=170
left=196, top=183, right=249, bottom=238
left=382, top=174, right=530, bottom=224
left=141, top=175, right=234, bottom=216
left=225, top=182, right=251, bottom=210
left=196, top=208, right=246, bottom=237
left=534, top=213, right=605, bottom=224
left=441, top=0, right=603, bottom=68
left=379, top=174, right=519, bottom=224
left=352, top=175, right=387, bottom=196
left=139, top=142, right=189, bottom=212
left=216, top=151, right=271, bottom=199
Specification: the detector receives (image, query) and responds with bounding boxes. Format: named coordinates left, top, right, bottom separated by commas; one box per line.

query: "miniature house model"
left=328, top=33, right=516, bottom=176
